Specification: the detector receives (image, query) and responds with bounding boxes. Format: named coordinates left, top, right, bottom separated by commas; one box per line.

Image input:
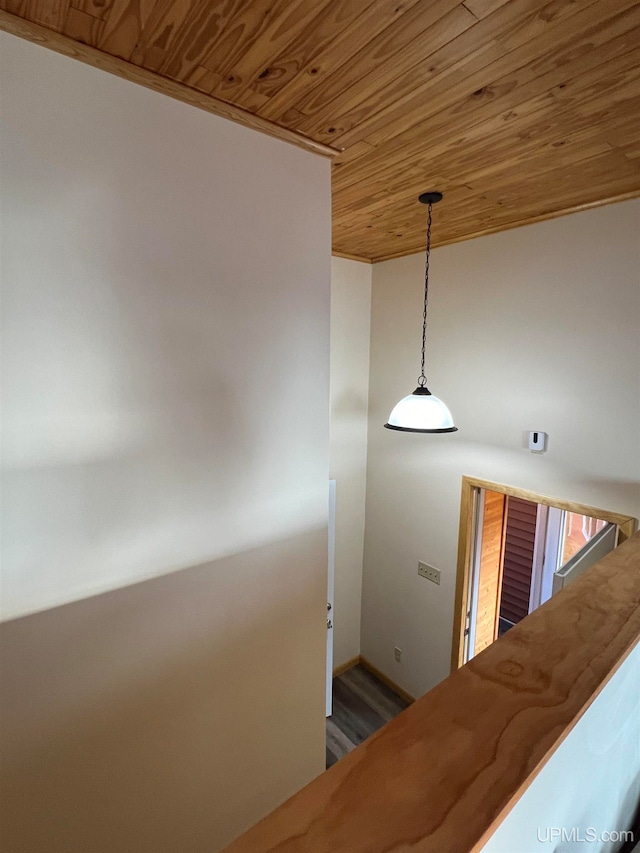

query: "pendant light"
left=384, top=191, right=457, bottom=433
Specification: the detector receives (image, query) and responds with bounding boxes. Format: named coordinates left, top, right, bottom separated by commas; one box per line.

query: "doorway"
left=451, top=477, right=637, bottom=671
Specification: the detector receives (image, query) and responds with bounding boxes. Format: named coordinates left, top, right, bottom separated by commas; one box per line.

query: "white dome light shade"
left=385, top=387, right=457, bottom=433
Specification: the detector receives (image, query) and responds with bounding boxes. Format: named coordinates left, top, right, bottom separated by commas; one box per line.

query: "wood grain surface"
left=473, top=490, right=506, bottom=655
left=223, top=532, right=640, bottom=852
left=2, top=0, right=640, bottom=259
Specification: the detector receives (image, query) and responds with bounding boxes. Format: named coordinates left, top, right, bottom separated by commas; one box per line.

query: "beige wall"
left=0, top=33, right=330, bottom=851
left=329, top=257, right=372, bottom=667
left=0, top=532, right=327, bottom=853
left=362, top=200, right=640, bottom=699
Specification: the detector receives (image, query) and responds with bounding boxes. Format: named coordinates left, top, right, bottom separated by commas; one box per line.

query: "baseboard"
left=332, top=655, right=416, bottom=705
left=332, top=655, right=361, bottom=678
left=359, top=657, right=416, bottom=705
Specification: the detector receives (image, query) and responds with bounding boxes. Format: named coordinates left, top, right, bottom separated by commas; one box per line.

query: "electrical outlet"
left=418, top=561, right=441, bottom=585
left=394, top=647, right=402, bottom=662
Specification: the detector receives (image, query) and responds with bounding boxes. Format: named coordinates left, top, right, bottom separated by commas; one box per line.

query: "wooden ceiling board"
left=463, top=0, right=514, bottom=19
left=332, top=56, right=640, bottom=215
left=329, top=17, right=640, bottom=249
left=256, top=0, right=426, bottom=122
left=328, top=0, right=624, bottom=152
left=5, top=0, right=69, bottom=29
left=128, top=0, right=202, bottom=72
left=209, top=0, right=338, bottom=101
left=287, top=0, right=476, bottom=130
left=96, top=0, right=159, bottom=60
left=331, top=0, right=640, bottom=183
left=291, top=0, right=558, bottom=142
left=2, top=0, right=640, bottom=261
left=238, top=0, right=380, bottom=103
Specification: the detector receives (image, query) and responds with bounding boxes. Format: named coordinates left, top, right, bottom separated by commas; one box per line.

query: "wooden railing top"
left=224, top=532, right=640, bottom=852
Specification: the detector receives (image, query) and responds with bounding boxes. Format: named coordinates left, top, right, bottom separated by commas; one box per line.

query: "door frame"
left=451, top=476, right=637, bottom=673
left=326, top=479, right=336, bottom=717
left=527, top=503, right=551, bottom=614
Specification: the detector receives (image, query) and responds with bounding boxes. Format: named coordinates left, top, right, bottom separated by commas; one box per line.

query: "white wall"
left=1, top=34, right=330, bottom=620
left=329, top=257, right=372, bottom=667
left=0, top=32, right=330, bottom=852
left=479, top=640, right=640, bottom=853
left=362, top=200, right=640, bottom=699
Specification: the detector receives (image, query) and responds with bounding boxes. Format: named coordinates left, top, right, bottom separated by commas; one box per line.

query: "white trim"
left=326, top=480, right=336, bottom=717
left=528, top=504, right=548, bottom=613
left=465, top=488, right=484, bottom=663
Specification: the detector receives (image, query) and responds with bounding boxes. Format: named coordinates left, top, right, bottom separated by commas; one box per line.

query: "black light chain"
left=418, top=202, right=433, bottom=387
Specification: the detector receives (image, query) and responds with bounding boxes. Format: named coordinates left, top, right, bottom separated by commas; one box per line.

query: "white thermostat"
left=529, top=431, right=547, bottom=453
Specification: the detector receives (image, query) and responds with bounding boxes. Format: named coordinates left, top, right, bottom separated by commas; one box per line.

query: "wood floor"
left=326, top=664, right=410, bottom=769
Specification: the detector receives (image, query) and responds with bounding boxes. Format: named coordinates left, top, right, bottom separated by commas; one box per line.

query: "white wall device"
left=529, top=431, right=547, bottom=453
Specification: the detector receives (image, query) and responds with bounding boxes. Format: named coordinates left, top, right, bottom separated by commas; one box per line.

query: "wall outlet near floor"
left=418, top=561, right=441, bottom=585
left=394, top=646, right=402, bottom=662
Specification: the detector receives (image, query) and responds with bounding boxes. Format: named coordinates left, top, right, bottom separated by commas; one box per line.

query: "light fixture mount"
left=418, top=191, right=443, bottom=205
left=384, top=190, right=458, bottom=434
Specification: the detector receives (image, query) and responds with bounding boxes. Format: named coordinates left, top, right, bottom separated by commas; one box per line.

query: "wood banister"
left=224, top=532, right=640, bottom=852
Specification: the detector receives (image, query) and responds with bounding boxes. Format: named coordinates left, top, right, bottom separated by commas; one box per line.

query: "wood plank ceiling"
left=2, top=0, right=640, bottom=261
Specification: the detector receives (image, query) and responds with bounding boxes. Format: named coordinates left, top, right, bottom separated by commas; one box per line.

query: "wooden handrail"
left=224, top=532, right=640, bottom=852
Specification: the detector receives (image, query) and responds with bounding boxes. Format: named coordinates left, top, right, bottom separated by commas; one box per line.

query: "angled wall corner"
left=329, top=256, right=372, bottom=668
